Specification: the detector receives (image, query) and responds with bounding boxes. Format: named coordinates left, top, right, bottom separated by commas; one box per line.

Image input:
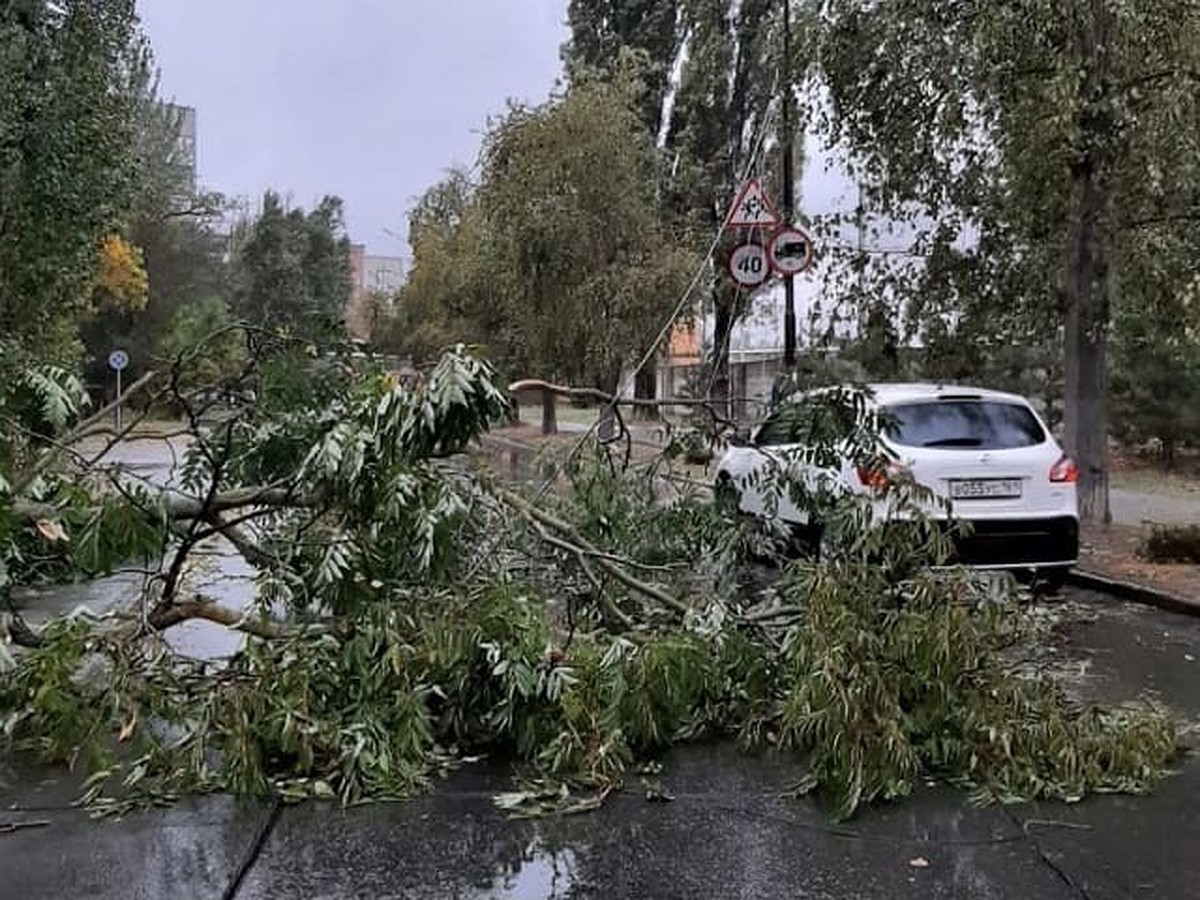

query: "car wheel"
left=1033, top=566, right=1071, bottom=596
left=788, top=521, right=825, bottom=560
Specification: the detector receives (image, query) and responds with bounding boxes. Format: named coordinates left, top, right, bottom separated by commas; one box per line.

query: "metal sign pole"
left=108, top=349, right=129, bottom=434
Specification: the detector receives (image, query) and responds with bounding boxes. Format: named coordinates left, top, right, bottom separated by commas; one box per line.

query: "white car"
left=714, top=383, right=1079, bottom=585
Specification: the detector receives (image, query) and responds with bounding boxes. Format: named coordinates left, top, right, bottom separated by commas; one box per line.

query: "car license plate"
left=949, top=478, right=1022, bottom=500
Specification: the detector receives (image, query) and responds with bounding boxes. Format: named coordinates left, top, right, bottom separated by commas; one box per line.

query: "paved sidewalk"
left=1110, top=487, right=1200, bottom=527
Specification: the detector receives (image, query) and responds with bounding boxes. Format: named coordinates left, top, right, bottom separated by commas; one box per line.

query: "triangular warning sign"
left=724, top=178, right=781, bottom=229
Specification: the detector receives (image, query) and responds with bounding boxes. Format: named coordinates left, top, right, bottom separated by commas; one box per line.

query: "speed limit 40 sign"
left=728, top=243, right=770, bottom=288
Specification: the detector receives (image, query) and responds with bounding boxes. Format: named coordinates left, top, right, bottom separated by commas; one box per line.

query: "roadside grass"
left=1110, top=466, right=1200, bottom=496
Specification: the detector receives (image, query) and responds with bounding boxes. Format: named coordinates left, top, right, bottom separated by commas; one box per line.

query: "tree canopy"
left=476, top=72, right=697, bottom=392
left=0, top=0, right=147, bottom=367
left=812, top=0, right=1200, bottom=519
left=230, top=191, right=353, bottom=334
left=381, top=72, right=697, bottom=400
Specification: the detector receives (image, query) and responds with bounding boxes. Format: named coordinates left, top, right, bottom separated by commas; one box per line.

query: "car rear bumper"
left=946, top=516, right=1079, bottom=569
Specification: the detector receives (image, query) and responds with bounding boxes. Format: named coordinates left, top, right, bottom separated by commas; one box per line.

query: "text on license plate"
left=949, top=478, right=1023, bottom=499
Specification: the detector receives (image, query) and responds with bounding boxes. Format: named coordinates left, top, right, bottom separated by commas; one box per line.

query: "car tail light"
left=857, top=459, right=906, bottom=488
left=1049, top=455, right=1078, bottom=483
left=857, top=464, right=888, bottom=487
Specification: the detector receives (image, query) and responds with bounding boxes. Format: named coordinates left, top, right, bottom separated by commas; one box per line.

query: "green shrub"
left=1140, top=523, right=1200, bottom=563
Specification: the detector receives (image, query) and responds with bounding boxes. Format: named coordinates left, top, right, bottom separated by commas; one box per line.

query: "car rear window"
left=883, top=400, right=1046, bottom=449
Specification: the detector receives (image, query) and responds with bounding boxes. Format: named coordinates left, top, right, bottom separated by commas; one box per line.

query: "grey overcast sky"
left=138, top=0, right=568, bottom=259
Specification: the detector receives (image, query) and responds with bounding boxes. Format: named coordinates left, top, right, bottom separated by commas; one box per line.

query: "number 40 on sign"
left=728, top=243, right=770, bottom=288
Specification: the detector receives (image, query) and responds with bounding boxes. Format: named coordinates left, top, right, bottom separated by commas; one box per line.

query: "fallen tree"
left=0, top=338, right=1187, bottom=820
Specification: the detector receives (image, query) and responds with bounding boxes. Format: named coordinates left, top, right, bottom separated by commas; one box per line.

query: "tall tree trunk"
left=633, top=363, right=659, bottom=421
left=597, top=365, right=622, bottom=441
left=711, top=298, right=734, bottom=420
left=1063, top=0, right=1112, bottom=525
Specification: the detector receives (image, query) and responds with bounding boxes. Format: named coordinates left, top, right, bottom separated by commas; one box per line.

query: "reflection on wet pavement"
left=12, top=436, right=257, bottom=663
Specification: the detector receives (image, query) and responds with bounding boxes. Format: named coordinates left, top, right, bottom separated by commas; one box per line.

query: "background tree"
left=812, top=0, right=1200, bottom=522
left=158, top=294, right=247, bottom=394
left=475, top=71, right=697, bottom=430
left=78, top=78, right=231, bottom=400
left=664, top=0, right=789, bottom=408
left=230, top=191, right=353, bottom=335
left=1110, top=273, right=1200, bottom=469
left=565, top=0, right=681, bottom=131
left=374, top=169, right=490, bottom=363
left=565, top=0, right=792, bottom=411
left=0, top=0, right=146, bottom=370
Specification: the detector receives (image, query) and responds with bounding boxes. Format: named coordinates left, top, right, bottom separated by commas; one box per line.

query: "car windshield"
left=884, top=400, right=1046, bottom=450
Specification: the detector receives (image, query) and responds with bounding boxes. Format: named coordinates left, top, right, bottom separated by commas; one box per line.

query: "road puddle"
left=470, top=839, right=580, bottom=898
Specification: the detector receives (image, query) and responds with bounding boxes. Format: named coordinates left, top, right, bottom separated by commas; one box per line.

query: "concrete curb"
left=1069, top=568, right=1200, bottom=618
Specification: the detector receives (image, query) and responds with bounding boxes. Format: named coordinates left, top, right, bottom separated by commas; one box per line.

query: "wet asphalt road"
left=2, top=587, right=1199, bottom=899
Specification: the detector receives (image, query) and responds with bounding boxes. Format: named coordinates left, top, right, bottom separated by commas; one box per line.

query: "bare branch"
left=1121, top=208, right=1200, bottom=230
left=531, top=523, right=634, bottom=628
left=13, top=370, right=162, bottom=494
left=494, top=484, right=690, bottom=618
left=144, top=598, right=298, bottom=638
left=1117, top=66, right=1200, bottom=97
left=13, top=487, right=308, bottom=525
left=201, top=511, right=277, bottom=569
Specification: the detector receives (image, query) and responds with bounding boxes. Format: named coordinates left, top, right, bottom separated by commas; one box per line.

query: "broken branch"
left=143, top=596, right=327, bottom=640
left=493, top=484, right=690, bottom=618
left=14, top=487, right=307, bottom=526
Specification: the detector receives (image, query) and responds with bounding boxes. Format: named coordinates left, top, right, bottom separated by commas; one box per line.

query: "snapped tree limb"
left=12, top=370, right=162, bottom=494
left=507, top=378, right=754, bottom=429
left=14, top=487, right=305, bottom=526
left=493, top=483, right=690, bottom=618
left=531, top=522, right=635, bottom=629
left=143, top=596, right=319, bottom=639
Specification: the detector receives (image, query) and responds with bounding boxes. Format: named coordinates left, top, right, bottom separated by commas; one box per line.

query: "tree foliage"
left=811, top=0, right=1200, bottom=520
left=41, top=39, right=234, bottom=400
left=157, top=296, right=247, bottom=392
left=0, top=345, right=1183, bottom=820
left=230, top=191, right=353, bottom=334
left=380, top=74, right=696, bottom=398
left=0, top=0, right=147, bottom=368
left=475, top=72, right=697, bottom=392
left=564, top=0, right=681, bottom=130
left=375, top=169, right=488, bottom=362
left=90, top=234, right=149, bottom=314
left=1110, top=272, right=1200, bottom=464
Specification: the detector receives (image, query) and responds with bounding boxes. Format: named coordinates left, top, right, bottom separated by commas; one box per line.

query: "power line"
left=621, top=101, right=781, bottom=400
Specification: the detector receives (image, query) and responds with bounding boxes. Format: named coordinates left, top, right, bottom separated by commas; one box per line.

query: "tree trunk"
left=711, top=299, right=734, bottom=420
left=597, top=366, right=622, bottom=441
left=1062, top=0, right=1112, bottom=525
left=633, top=363, right=659, bottom=421
left=541, top=388, right=557, bottom=435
